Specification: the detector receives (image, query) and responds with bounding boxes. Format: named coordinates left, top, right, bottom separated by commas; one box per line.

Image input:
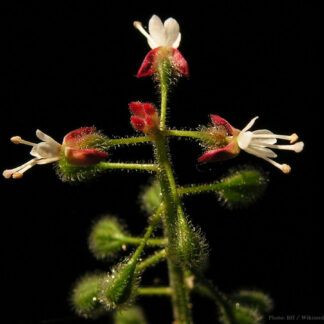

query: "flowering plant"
left=3, top=14, right=304, bottom=324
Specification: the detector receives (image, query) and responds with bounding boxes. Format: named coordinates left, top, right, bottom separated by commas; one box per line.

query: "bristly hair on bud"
left=114, top=306, right=148, bottom=324
left=216, top=166, right=268, bottom=209
left=55, top=158, right=106, bottom=182
left=139, top=179, right=162, bottom=215
left=99, top=257, right=140, bottom=310
left=88, top=216, right=129, bottom=259
left=129, top=102, right=160, bottom=135
left=174, top=216, right=209, bottom=270
left=70, top=272, right=106, bottom=319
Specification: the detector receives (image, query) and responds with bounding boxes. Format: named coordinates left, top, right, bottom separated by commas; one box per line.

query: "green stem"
left=178, top=183, right=224, bottom=196
left=136, top=249, right=167, bottom=273
left=138, top=287, right=172, bottom=296
left=105, top=136, right=153, bottom=147
left=132, top=203, right=165, bottom=262
left=123, top=236, right=166, bottom=247
left=154, top=134, right=192, bottom=324
left=164, top=130, right=204, bottom=140
left=153, top=63, right=193, bottom=323
left=99, top=162, right=157, bottom=172
left=158, top=62, right=169, bottom=131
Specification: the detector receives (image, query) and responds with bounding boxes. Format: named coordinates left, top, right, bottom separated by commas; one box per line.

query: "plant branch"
left=136, top=249, right=167, bottom=273
left=99, top=162, right=157, bottom=172
left=138, top=286, right=172, bottom=296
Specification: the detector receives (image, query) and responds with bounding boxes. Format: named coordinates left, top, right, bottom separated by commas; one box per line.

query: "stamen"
left=252, top=133, right=298, bottom=143
left=10, top=136, right=36, bottom=146
left=265, top=141, right=304, bottom=153
left=133, top=21, right=157, bottom=47
left=13, top=172, right=24, bottom=179
left=2, top=158, right=38, bottom=179
left=261, top=156, right=291, bottom=174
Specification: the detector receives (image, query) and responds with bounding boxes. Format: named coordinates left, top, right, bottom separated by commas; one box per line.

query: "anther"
left=292, top=142, right=304, bottom=153
left=281, top=164, right=291, bottom=174
left=11, top=136, right=22, bottom=144
left=12, top=172, right=23, bottom=179
left=290, top=133, right=298, bottom=144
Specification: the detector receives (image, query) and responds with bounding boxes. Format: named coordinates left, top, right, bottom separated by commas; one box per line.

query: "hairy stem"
left=154, top=65, right=193, bottom=324
left=138, top=287, right=172, bottom=296
left=123, top=236, right=166, bottom=246
left=99, top=162, right=157, bottom=172
left=164, top=130, right=204, bottom=140
left=105, top=136, right=153, bottom=147
left=136, top=249, right=167, bottom=272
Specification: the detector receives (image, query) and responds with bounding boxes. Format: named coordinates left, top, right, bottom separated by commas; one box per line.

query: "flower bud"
left=62, top=127, right=108, bottom=166
left=89, top=216, right=128, bottom=259
left=217, top=167, right=268, bottom=209
left=174, top=216, right=208, bottom=270
left=140, top=180, right=162, bottom=214
left=70, top=273, right=105, bottom=319
left=100, top=259, right=139, bottom=310
left=129, top=102, right=159, bottom=135
left=231, top=290, right=273, bottom=314
left=114, top=306, right=148, bottom=324
left=220, top=304, right=263, bottom=324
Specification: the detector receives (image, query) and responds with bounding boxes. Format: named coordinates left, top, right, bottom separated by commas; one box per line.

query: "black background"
left=1, top=1, right=320, bottom=323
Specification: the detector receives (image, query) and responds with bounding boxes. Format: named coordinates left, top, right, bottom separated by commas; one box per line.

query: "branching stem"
left=99, top=162, right=157, bottom=172
left=138, top=287, right=172, bottom=296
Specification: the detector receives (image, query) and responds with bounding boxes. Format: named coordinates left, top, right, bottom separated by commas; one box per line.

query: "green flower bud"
left=114, top=306, right=148, bottom=324
left=140, top=180, right=162, bottom=214
left=220, top=304, right=263, bottom=324
left=70, top=273, right=105, bottom=319
left=89, top=216, right=127, bottom=259
left=100, top=259, right=139, bottom=310
left=175, top=216, right=209, bottom=270
left=231, top=290, right=273, bottom=314
left=217, top=167, right=268, bottom=208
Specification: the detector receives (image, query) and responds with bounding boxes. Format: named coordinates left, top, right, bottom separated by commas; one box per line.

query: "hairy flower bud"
left=70, top=273, right=106, bottom=319
left=89, top=216, right=128, bottom=259
left=129, top=102, right=159, bottom=135
left=100, top=259, right=140, bottom=310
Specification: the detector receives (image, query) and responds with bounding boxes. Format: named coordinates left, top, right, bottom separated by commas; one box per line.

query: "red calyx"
left=65, top=148, right=108, bottom=166
left=129, top=102, right=159, bottom=134
left=137, top=47, right=189, bottom=78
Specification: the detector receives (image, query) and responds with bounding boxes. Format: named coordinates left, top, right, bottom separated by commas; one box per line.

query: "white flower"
left=134, top=14, right=181, bottom=49
left=3, top=130, right=62, bottom=179
left=237, top=117, right=304, bottom=173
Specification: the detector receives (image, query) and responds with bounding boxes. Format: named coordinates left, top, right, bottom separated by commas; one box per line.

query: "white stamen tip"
left=281, top=164, right=291, bottom=174
left=11, top=136, right=22, bottom=144
left=12, top=172, right=23, bottom=179
left=293, top=142, right=304, bottom=153
left=133, top=21, right=142, bottom=29
left=290, top=133, right=298, bottom=144
left=3, top=170, right=13, bottom=179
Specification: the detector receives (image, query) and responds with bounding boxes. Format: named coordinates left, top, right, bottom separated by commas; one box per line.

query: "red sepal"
left=131, top=116, right=145, bottom=131
left=172, top=49, right=189, bottom=77
left=137, top=47, right=161, bottom=78
left=65, top=148, right=108, bottom=166
left=198, top=142, right=239, bottom=163
left=63, top=127, right=96, bottom=146
left=210, top=115, right=234, bottom=135
left=129, top=102, right=145, bottom=117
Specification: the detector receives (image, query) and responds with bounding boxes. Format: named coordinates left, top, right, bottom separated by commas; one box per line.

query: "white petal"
left=36, top=130, right=60, bottom=145
left=172, top=32, right=181, bottom=49
left=148, top=15, right=166, bottom=46
left=241, top=116, right=259, bottom=133
left=164, top=18, right=180, bottom=47
left=252, top=129, right=277, bottom=145
left=248, top=144, right=277, bottom=158
left=36, top=157, right=61, bottom=165
left=30, top=142, right=61, bottom=159
left=237, top=131, right=253, bottom=149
